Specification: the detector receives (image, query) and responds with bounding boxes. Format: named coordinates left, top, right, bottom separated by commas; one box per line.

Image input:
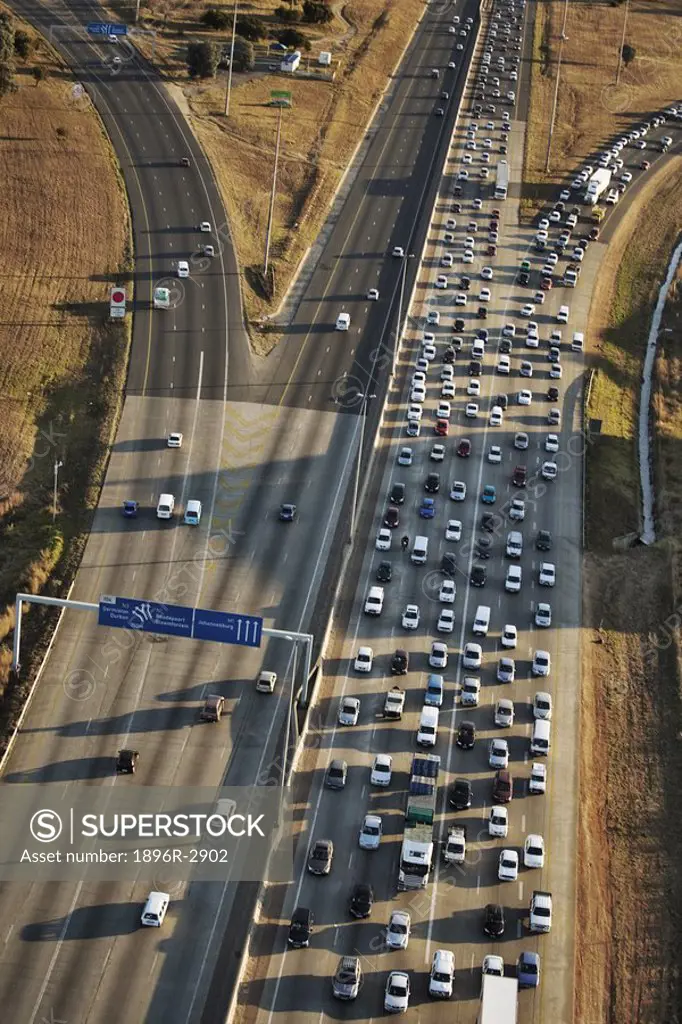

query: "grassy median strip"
left=0, top=11, right=130, bottom=716
left=579, top=164, right=682, bottom=1023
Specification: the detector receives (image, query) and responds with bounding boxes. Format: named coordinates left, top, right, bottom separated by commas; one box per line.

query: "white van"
left=530, top=718, right=551, bottom=756
left=411, top=535, right=428, bottom=565
left=156, top=493, right=175, bottom=519
left=472, top=605, right=491, bottom=636
left=472, top=339, right=485, bottom=360
left=335, top=312, right=350, bottom=331
left=184, top=499, right=202, bottom=525
left=141, top=891, right=169, bottom=927
left=417, top=705, right=439, bottom=747
left=571, top=331, right=584, bottom=352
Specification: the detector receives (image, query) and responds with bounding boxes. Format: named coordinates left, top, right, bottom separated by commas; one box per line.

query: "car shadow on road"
left=21, top=903, right=144, bottom=941
left=4, top=756, right=115, bottom=783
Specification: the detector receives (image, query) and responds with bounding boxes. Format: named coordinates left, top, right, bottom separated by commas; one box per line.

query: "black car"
left=451, top=335, right=463, bottom=350
left=499, top=337, right=512, bottom=355
left=484, top=903, right=505, bottom=938
left=454, top=317, right=465, bottom=332
left=475, top=535, right=492, bottom=559
left=279, top=503, right=297, bottom=522
left=456, top=720, right=476, bottom=749
left=536, top=529, right=552, bottom=551
left=390, top=482, right=406, bottom=505
left=115, top=749, right=139, bottom=774
left=518, top=271, right=530, bottom=286
left=391, top=648, right=409, bottom=675
left=470, top=565, right=487, bottom=586
left=481, top=512, right=498, bottom=533
left=376, top=560, right=392, bottom=582
left=547, top=386, right=560, bottom=402
left=449, top=777, right=472, bottom=809
left=349, top=883, right=374, bottom=918
left=457, top=438, right=472, bottom=457
left=495, top=395, right=508, bottom=412
left=477, top=328, right=489, bottom=342
left=307, top=839, right=333, bottom=875
left=425, top=473, right=440, bottom=493
left=477, top=306, right=488, bottom=319
left=469, top=360, right=482, bottom=376
left=442, top=347, right=456, bottom=364
left=460, top=276, right=471, bottom=290
left=384, top=506, right=400, bottom=527
left=288, top=906, right=314, bottom=947
left=441, top=552, right=457, bottom=577
left=452, top=202, right=463, bottom=214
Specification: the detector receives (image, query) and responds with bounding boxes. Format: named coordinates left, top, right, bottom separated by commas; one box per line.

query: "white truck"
left=384, top=687, right=405, bottom=720
left=529, top=889, right=553, bottom=932
left=584, top=167, right=611, bottom=206
left=477, top=974, right=518, bottom=1024
left=442, top=825, right=466, bottom=864
left=398, top=754, right=440, bottom=890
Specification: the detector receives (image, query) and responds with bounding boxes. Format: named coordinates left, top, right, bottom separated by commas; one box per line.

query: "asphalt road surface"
left=0, top=1, right=489, bottom=1023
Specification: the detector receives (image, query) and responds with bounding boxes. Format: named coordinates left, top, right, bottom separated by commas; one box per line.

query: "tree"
left=302, top=1, right=333, bottom=24
left=276, top=5, right=301, bottom=22
left=621, top=43, right=636, bottom=66
left=0, top=13, right=17, bottom=100
left=231, top=36, right=255, bottom=72
left=275, top=27, right=310, bottom=50
left=201, top=8, right=231, bottom=30
left=186, top=40, right=220, bottom=78
left=236, top=15, right=267, bottom=41
left=14, top=29, right=32, bottom=60
left=32, top=65, right=46, bottom=86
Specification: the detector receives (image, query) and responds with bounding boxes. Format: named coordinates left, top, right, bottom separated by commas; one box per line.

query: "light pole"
left=224, top=0, right=238, bottom=117
left=52, top=460, right=63, bottom=523
left=615, top=0, right=630, bottom=85
left=349, top=392, right=376, bottom=541
left=264, top=104, right=284, bottom=277
left=392, top=253, right=415, bottom=379
left=545, top=0, right=570, bottom=174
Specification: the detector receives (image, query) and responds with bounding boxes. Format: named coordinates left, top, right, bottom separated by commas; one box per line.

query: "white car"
left=489, top=737, right=509, bottom=769
left=489, top=805, right=508, bottom=838
left=621, top=171, right=633, bottom=183
left=557, top=304, right=570, bottom=323
left=538, top=218, right=550, bottom=231
left=462, top=642, right=482, bottom=669
left=529, top=762, right=547, bottom=794
left=407, top=404, right=423, bottom=422
left=514, top=432, right=529, bottom=449
left=501, top=624, right=517, bottom=648
left=436, top=275, right=449, bottom=289
left=370, top=753, right=393, bottom=787
left=482, top=954, right=505, bottom=977
left=436, top=401, right=452, bottom=419
left=539, top=562, right=556, bottom=586
left=545, top=433, right=559, bottom=453
left=532, top=649, right=551, bottom=677
left=495, top=698, right=514, bottom=728
left=392, top=246, right=405, bottom=257
left=520, top=303, right=535, bottom=318
left=441, top=252, right=454, bottom=267
left=437, top=608, right=455, bottom=633
left=199, top=221, right=212, bottom=232
left=533, top=691, right=553, bottom=720
left=410, top=385, right=426, bottom=404
left=542, top=461, right=558, bottom=480
left=445, top=519, right=462, bottom=542
left=358, top=813, right=382, bottom=850
left=463, top=249, right=474, bottom=264
left=412, top=370, right=426, bottom=387
left=519, top=360, right=533, bottom=378
left=423, top=343, right=437, bottom=360
left=367, top=287, right=379, bottom=300
left=509, top=498, right=525, bottom=521
left=550, top=363, right=562, bottom=379
left=498, top=849, right=519, bottom=881
left=481, top=265, right=494, bottom=279
left=518, top=389, right=532, bottom=406
left=167, top=432, right=183, bottom=448
left=338, top=696, right=360, bottom=725
left=354, top=646, right=373, bottom=672
left=398, top=446, right=413, bottom=466
left=549, top=209, right=561, bottom=223
left=441, top=381, right=455, bottom=398
left=402, top=604, right=420, bottom=630
left=450, top=480, right=466, bottom=501
left=441, top=364, right=454, bottom=381
left=440, top=578, right=456, bottom=602
left=488, top=445, right=502, bottom=464
left=479, top=287, right=491, bottom=302
left=497, top=657, right=516, bottom=684
left=497, top=355, right=510, bottom=374
left=465, top=402, right=478, bottom=418
left=467, top=379, right=480, bottom=397
left=177, top=260, right=190, bottom=278
left=461, top=676, right=481, bottom=706
left=489, top=406, right=503, bottom=427
left=386, top=910, right=411, bottom=950
left=535, top=602, right=552, bottom=628
left=429, top=641, right=448, bottom=668
left=431, top=443, right=446, bottom=461
left=455, top=292, right=468, bottom=306
left=524, top=834, right=546, bottom=869
left=376, top=528, right=391, bottom=550
left=427, top=311, right=440, bottom=326
left=384, top=972, right=410, bottom=1014
left=429, top=949, right=455, bottom=998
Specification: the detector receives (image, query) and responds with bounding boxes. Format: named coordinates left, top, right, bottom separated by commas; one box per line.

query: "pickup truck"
left=529, top=889, right=552, bottom=933
left=442, top=825, right=466, bottom=864
left=384, top=686, right=405, bottom=720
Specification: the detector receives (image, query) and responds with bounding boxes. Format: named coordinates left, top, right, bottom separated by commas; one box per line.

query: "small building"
left=318, top=51, right=332, bottom=66
left=280, top=50, right=301, bottom=73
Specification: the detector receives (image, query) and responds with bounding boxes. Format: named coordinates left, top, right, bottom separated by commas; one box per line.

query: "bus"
left=494, top=160, right=509, bottom=201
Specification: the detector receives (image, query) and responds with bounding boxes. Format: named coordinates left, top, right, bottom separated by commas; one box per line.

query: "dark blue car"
left=122, top=500, right=139, bottom=518
left=279, top=503, right=297, bottom=522
left=419, top=498, right=436, bottom=519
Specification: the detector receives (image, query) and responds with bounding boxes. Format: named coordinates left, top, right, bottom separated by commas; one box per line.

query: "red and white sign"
left=110, top=286, right=126, bottom=319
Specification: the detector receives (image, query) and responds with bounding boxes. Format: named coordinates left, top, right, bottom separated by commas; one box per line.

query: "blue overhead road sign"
left=87, top=22, right=128, bottom=35
left=98, top=596, right=263, bottom=648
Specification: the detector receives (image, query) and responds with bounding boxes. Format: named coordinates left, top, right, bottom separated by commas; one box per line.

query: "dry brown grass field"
left=0, top=11, right=129, bottom=699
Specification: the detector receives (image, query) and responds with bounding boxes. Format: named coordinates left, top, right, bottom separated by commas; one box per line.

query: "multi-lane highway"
left=0, top=0, right=490, bottom=1022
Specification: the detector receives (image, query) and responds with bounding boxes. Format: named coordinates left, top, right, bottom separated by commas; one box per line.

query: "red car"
left=492, top=770, right=513, bottom=803
left=540, top=276, right=553, bottom=290
left=435, top=419, right=449, bottom=436
left=487, top=244, right=497, bottom=257
left=512, top=465, right=527, bottom=487
left=457, top=438, right=472, bottom=457
left=384, top=506, right=400, bottom=528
